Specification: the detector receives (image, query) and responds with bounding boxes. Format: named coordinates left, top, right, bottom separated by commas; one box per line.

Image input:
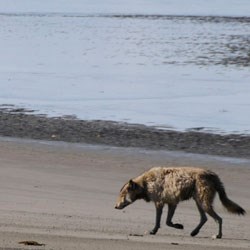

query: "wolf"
left=115, top=167, right=245, bottom=238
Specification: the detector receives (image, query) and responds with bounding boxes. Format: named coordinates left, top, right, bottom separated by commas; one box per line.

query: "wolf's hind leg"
left=206, top=207, right=223, bottom=239
left=166, top=204, right=184, bottom=229
left=191, top=200, right=207, bottom=236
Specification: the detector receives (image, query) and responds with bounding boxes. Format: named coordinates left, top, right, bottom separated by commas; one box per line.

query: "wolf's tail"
left=209, top=171, right=245, bottom=215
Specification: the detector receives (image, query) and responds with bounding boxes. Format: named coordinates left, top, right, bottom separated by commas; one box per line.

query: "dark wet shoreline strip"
left=0, top=110, right=250, bottom=158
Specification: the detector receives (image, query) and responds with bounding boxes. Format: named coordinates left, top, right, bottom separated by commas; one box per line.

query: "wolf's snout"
left=114, top=204, right=121, bottom=209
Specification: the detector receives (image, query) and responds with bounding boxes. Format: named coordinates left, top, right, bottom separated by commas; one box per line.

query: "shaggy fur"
left=115, top=167, right=245, bottom=238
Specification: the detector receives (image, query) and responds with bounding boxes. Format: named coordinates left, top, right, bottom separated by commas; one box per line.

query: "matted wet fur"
left=115, top=167, right=245, bottom=238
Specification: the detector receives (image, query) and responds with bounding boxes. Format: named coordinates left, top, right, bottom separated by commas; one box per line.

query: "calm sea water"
left=0, top=13, right=250, bottom=134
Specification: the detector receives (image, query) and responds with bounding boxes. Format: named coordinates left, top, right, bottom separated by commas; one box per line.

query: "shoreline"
left=1, top=110, right=250, bottom=158
left=1, top=110, right=250, bottom=159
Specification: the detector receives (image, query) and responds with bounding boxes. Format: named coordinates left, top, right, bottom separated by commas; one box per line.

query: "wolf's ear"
left=129, top=179, right=138, bottom=190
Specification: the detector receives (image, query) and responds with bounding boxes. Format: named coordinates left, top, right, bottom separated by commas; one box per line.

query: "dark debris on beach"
left=0, top=110, right=250, bottom=159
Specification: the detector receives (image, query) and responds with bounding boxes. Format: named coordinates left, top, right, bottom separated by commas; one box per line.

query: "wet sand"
left=1, top=110, right=250, bottom=158
left=0, top=137, right=249, bottom=249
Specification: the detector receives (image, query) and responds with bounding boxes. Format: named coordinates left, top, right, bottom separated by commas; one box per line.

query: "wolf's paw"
left=167, top=222, right=184, bottom=230
left=149, top=228, right=158, bottom=235
left=190, top=229, right=199, bottom=237
left=212, top=234, right=222, bottom=239
left=173, top=223, right=184, bottom=229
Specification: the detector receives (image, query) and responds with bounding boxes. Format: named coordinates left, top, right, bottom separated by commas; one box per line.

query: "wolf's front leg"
left=150, top=204, right=163, bottom=235
left=166, top=204, right=184, bottom=229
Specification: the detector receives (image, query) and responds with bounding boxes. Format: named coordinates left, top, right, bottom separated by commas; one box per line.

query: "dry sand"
left=0, top=137, right=249, bottom=250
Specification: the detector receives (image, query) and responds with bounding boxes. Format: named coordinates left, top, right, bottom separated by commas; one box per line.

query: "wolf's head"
left=115, top=179, right=149, bottom=209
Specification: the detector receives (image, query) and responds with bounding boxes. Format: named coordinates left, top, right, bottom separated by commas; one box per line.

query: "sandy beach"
left=0, top=136, right=249, bottom=250
left=0, top=1, right=250, bottom=249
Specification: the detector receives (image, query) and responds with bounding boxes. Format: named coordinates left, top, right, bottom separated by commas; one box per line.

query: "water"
left=0, top=4, right=250, bottom=134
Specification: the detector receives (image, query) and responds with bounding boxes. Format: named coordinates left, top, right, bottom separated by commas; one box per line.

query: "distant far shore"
left=0, top=109, right=250, bottom=158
